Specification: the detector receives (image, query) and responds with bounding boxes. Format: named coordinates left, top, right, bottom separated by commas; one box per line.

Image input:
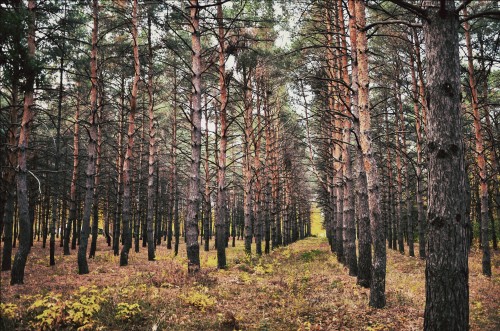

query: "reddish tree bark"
left=11, top=0, right=36, bottom=285
left=185, top=0, right=202, bottom=273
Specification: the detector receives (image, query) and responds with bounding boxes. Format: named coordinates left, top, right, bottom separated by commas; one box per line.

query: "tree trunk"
left=338, top=0, right=357, bottom=275
left=254, top=82, right=263, bottom=255
left=50, top=3, right=66, bottom=265
left=243, top=67, right=253, bottom=255
left=354, top=0, right=386, bottom=308
left=113, top=76, right=125, bottom=256
left=464, top=8, right=491, bottom=276
left=146, top=12, right=156, bottom=261
left=203, top=102, right=211, bottom=252
left=89, top=93, right=102, bottom=258
left=423, top=1, right=469, bottom=329
left=347, top=0, right=370, bottom=287
left=413, top=27, right=427, bottom=259
left=77, top=0, right=99, bottom=275
left=120, top=0, right=140, bottom=267
left=64, top=87, right=80, bottom=255
left=185, top=0, right=202, bottom=273
left=394, top=75, right=405, bottom=254
left=215, top=0, right=228, bottom=268
left=11, top=0, right=36, bottom=285
left=1, top=31, right=20, bottom=270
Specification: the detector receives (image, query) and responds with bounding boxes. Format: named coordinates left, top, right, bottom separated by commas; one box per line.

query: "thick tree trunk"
left=77, top=0, right=99, bottom=275
left=423, top=1, right=469, bottom=329
left=338, top=0, right=357, bottom=276
left=185, top=0, right=202, bottom=273
left=120, top=0, right=140, bottom=267
left=11, top=0, right=36, bottom=285
left=347, top=0, right=370, bottom=287
left=354, top=0, right=386, bottom=308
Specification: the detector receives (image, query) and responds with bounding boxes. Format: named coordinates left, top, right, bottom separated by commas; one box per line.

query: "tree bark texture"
left=11, top=0, right=36, bottom=285
left=185, top=0, right=202, bottom=273
left=354, top=0, right=386, bottom=308
left=423, top=1, right=469, bottom=330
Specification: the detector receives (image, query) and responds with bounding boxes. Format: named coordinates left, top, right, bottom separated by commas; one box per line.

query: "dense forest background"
left=0, top=0, right=499, bottom=330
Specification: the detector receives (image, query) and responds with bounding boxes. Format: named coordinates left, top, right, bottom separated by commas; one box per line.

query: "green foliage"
left=115, top=302, right=142, bottom=322
left=300, top=249, right=323, bottom=262
left=180, top=286, right=217, bottom=312
left=26, top=286, right=108, bottom=330
left=254, top=262, right=274, bottom=275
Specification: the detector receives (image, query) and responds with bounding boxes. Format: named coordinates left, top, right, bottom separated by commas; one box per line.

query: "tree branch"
left=460, top=10, right=500, bottom=23
left=363, top=20, right=422, bottom=31
left=388, top=0, right=429, bottom=21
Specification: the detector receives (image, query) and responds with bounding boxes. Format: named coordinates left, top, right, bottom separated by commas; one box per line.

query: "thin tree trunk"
left=203, top=102, right=211, bottom=252
left=89, top=93, right=102, bottom=258
left=50, top=2, right=66, bottom=265
left=243, top=67, right=253, bottom=255
left=77, top=0, right=98, bottom=275
left=113, top=76, right=124, bottom=256
left=64, top=87, right=80, bottom=255
left=120, top=0, right=140, bottom=267
left=254, top=82, right=263, bottom=255
left=215, top=0, right=228, bottom=267
left=146, top=12, right=156, bottom=261
left=394, top=75, right=405, bottom=254
left=464, top=8, right=491, bottom=276
left=413, top=27, right=427, bottom=259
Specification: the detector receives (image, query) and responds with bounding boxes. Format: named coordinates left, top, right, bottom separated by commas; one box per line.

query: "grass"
left=1, top=236, right=499, bottom=330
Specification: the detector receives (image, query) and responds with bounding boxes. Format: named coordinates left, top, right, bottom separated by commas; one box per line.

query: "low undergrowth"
left=1, top=237, right=499, bottom=330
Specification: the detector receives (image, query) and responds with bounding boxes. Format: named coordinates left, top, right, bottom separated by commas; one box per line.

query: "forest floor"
left=1, top=236, right=499, bottom=331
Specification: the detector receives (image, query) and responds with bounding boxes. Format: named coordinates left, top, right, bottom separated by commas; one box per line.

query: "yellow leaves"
left=0, top=303, right=18, bottom=320
left=180, top=286, right=217, bottom=312
left=254, top=263, right=274, bottom=275
left=115, top=302, right=141, bottom=321
left=24, top=288, right=107, bottom=330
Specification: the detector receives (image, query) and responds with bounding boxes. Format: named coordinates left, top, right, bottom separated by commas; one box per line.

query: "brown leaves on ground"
left=1, top=236, right=499, bottom=330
